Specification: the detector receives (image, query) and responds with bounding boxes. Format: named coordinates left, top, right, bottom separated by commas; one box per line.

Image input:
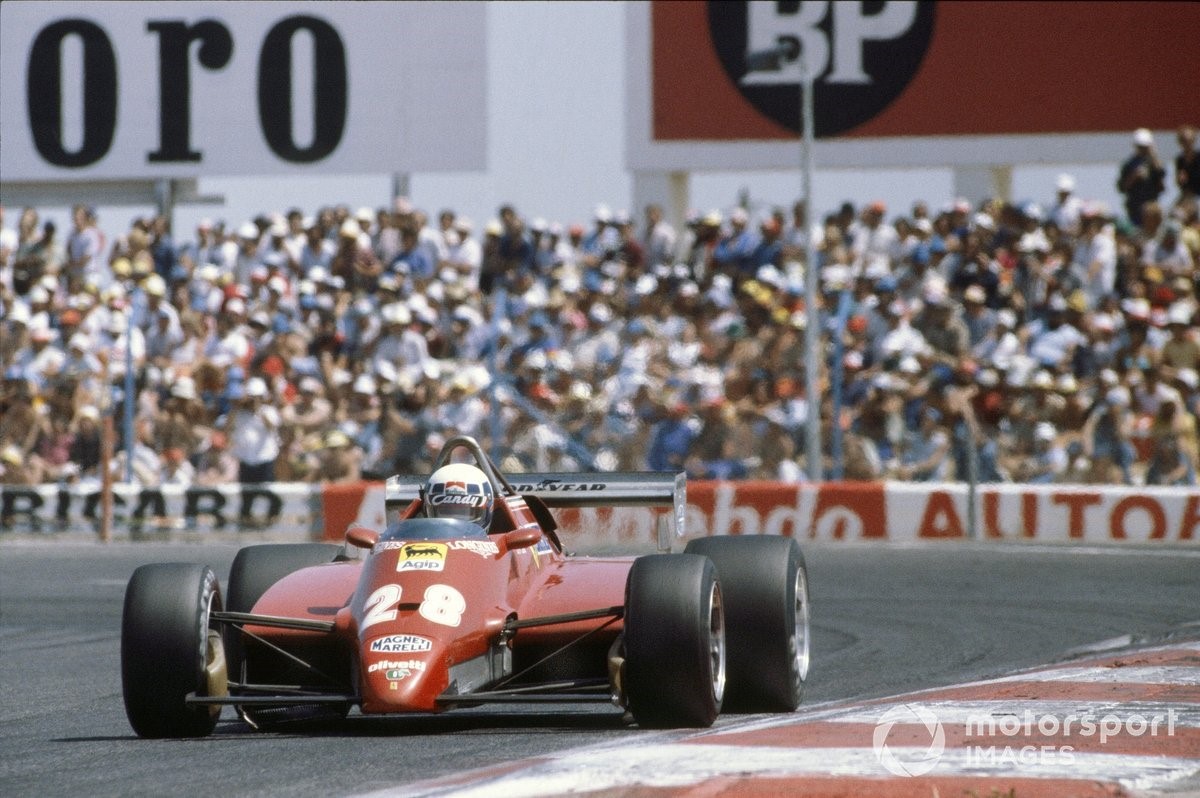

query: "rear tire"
left=623, top=553, right=725, bottom=728
left=122, top=563, right=226, bottom=738
left=224, top=543, right=344, bottom=728
left=685, top=535, right=809, bottom=712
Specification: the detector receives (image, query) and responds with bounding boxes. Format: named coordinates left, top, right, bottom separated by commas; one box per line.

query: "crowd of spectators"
left=2, top=126, right=1199, bottom=491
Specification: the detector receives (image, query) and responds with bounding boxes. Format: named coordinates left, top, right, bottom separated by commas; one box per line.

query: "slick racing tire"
left=122, top=563, right=227, bottom=738
left=623, top=553, right=725, bottom=728
left=224, top=543, right=344, bottom=727
left=685, top=535, right=810, bottom=712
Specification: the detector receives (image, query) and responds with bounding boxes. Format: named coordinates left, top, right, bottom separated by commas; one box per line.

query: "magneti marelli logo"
left=707, top=0, right=936, bottom=136
left=872, top=703, right=946, bottom=777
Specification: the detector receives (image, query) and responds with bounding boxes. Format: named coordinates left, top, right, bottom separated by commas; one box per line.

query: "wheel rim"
left=201, top=587, right=229, bottom=717
left=709, top=581, right=727, bottom=704
left=793, top=567, right=810, bottom=681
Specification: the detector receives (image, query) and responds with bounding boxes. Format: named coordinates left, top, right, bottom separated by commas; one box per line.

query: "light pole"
left=744, top=39, right=822, bottom=480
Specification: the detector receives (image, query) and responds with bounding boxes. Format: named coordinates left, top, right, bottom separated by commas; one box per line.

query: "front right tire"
left=685, top=535, right=810, bottom=712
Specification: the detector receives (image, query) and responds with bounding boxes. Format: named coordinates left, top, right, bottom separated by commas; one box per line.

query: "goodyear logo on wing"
left=369, top=635, right=433, bottom=653
left=396, top=542, right=448, bottom=572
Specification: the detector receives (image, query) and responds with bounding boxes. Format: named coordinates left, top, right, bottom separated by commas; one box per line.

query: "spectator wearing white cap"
left=580, top=205, right=619, bottom=270
left=445, top=216, right=483, bottom=291
left=712, top=207, right=760, bottom=277
left=1049, top=174, right=1084, bottom=236
left=849, top=201, right=900, bottom=280
left=1010, top=422, right=1068, bottom=484
left=203, top=304, right=251, bottom=370
left=1067, top=203, right=1117, bottom=309
left=1118, top=128, right=1166, bottom=225
left=232, top=221, right=265, bottom=287
left=99, top=310, right=146, bottom=382
left=153, top=378, right=207, bottom=456
left=223, top=376, right=280, bottom=485
left=1142, top=219, right=1194, bottom=281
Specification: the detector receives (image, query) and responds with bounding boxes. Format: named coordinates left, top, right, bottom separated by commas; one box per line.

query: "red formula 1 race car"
left=121, top=436, right=810, bottom=737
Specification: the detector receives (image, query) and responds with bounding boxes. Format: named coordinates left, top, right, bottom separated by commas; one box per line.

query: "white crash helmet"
left=423, top=463, right=494, bottom=529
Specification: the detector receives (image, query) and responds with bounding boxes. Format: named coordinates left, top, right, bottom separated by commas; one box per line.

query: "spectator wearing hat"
left=848, top=201, right=900, bottom=278
left=1067, top=204, right=1118, bottom=309
left=154, top=378, right=208, bottom=456
left=1050, top=174, right=1084, bottom=236
left=961, top=285, right=998, bottom=348
left=913, top=282, right=969, bottom=368
left=712, top=208, right=760, bottom=278
left=1027, top=293, right=1087, bottom=371
left=1118, top=128, right=1166, bottom=226
left=223, top=376, right=280, bottom=485
left=1011, top=422, right=1068, bottom=484
left=1143, top=220, right=1194, bottom=282
left=230, top=221, right=265, bottom=286
left=0, top=442, right=42, bottom=485
left=309, top=429, right=362, bottom=484
left=1160, top=304, right=1200, bottom=377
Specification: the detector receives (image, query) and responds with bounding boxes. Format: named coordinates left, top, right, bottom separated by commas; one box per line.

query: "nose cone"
left=360, top=634, right=449, bottom=713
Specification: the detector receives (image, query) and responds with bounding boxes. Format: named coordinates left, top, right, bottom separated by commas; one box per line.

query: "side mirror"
left=345, top=525, right=379, bottom=550
left=502, top=526, right=541, bottom=553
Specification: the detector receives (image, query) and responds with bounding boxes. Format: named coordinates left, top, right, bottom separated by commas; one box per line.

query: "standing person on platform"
left=1117, top=128, right=1166, bottom=226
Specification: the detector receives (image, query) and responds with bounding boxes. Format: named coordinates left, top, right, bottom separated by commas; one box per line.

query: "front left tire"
left=121, top=563, right=227, bottom=738
left=623, top=553, right=725, bottom=728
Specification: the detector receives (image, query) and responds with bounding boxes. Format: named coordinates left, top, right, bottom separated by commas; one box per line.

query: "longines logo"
left=706, top=1, right=937, bottom=137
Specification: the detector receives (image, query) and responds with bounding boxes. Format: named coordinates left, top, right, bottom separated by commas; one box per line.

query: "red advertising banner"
left=652, top=1, right=1198, bottom=141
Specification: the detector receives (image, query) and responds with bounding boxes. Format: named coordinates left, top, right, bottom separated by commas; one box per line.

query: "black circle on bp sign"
left=706, top=1, right=936, bottom=138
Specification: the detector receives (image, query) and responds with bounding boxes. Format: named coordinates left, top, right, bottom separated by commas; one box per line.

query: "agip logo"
left=707, top=1, right=936, bottom=137
left=396, top=542, right=448, bottom=572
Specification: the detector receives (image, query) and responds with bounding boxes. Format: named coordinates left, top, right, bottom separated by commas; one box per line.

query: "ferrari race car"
left=121, top=436, right=810, bottom=737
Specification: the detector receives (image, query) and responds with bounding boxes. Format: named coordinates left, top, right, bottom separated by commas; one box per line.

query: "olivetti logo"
left=707, top=0, right=936, bottom=136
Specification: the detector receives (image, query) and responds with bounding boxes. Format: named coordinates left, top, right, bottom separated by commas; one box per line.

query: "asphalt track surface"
left=2, top=538, right=1198, bottom=797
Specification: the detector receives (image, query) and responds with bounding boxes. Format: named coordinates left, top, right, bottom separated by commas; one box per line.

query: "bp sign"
left=706, top=0, right=936, bottom=137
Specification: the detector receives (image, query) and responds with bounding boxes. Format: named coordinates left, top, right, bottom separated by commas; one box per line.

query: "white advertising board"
left=0, top=1, right=486, bottom=181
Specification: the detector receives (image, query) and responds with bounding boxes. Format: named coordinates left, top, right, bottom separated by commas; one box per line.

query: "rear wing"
left=385, top=471, right=687, bottom=537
